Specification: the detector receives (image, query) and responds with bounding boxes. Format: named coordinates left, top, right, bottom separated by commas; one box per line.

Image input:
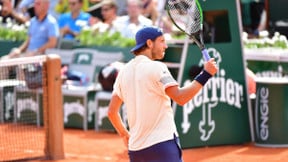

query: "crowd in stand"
left=0, top=0, right=260, bottom=95
left=0, top=0, right=172, bottom=58
left=0, top=0, right=267, bottom=59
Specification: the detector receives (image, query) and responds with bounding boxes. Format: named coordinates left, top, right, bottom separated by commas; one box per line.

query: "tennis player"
left=108, top=26, right=218, bottom=162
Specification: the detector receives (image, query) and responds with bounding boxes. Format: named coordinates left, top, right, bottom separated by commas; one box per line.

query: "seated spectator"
left=2, top=0, right=59, bottom=59
left=113, top=0, right=152, bottom=38
left=89, top=0, right=127, bottom=16
left=101, top=0, right=118, bottom=26
left=0, top=0, right=28, bottom=24
left=90, top=0, right=119, bottom=32
left=58, top=0, right=92, bottom=40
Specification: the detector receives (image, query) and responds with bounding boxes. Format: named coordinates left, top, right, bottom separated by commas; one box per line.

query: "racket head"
left=166, top=0, right=203, bottom=36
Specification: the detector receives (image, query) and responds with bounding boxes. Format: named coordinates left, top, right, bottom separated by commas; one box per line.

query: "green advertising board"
left=62, top=89, right=97, bottom=130
left=173, top=0, right=252, bottom=148
left=0, top=40, right=23, bottom=57
left=254, top=78, right=288, bottom=147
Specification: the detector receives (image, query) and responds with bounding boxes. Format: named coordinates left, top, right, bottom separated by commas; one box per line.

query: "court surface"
left=37, top=129, right=288, bottom=162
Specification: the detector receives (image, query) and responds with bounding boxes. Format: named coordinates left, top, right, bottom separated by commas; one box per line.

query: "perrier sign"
left=173, top=0, right=251, bottom=148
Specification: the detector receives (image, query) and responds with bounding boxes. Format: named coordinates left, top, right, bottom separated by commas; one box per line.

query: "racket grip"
left=201, top=49, right=211, bottom=62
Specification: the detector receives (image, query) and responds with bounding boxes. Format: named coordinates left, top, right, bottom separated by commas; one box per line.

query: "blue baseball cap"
left=130, top=26, right=164, bottom=53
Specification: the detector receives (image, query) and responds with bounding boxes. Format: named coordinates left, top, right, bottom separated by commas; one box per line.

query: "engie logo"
left=255, top=87, right=269, bottom=141
left=181, top=48, right=245, bottom=141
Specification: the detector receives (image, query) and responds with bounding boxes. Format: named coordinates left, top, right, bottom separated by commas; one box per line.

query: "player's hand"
left=121, top=133, right=130, bottom=149
left=204, top=58, right=218, bottom=76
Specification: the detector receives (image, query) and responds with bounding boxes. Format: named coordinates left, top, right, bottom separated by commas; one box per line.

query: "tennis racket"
left=166, top=0, right=211, bottom=61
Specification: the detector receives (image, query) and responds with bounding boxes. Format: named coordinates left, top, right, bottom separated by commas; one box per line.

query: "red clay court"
left=37, top=129, right=288, bottom=162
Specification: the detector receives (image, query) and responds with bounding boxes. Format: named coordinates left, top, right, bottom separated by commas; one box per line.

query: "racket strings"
left=167, top=0, right=201, bottom=35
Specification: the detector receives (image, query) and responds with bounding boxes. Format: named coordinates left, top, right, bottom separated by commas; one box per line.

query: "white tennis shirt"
left=113, top=55, right=179, bottom=151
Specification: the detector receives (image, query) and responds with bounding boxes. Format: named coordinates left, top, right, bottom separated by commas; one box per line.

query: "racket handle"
left=201, top=49, right=211, bottom=62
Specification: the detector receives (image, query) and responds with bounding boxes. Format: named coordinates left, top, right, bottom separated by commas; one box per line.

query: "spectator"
left=90, top=0, right=119, bottom=32
left=89, top=0, right=127, bottom=16
left=58, top=0, right=92, bottom=40
left=113, top=0, right=152, bottom=38
left=0, top=0, right=28, bottom=24
left=100, top=0, right=118, bottom=26
left=2, top=0, right=59, bottom=59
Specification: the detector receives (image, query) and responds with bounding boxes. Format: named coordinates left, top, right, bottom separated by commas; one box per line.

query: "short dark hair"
left=132, top=43, right=148, bottom=55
